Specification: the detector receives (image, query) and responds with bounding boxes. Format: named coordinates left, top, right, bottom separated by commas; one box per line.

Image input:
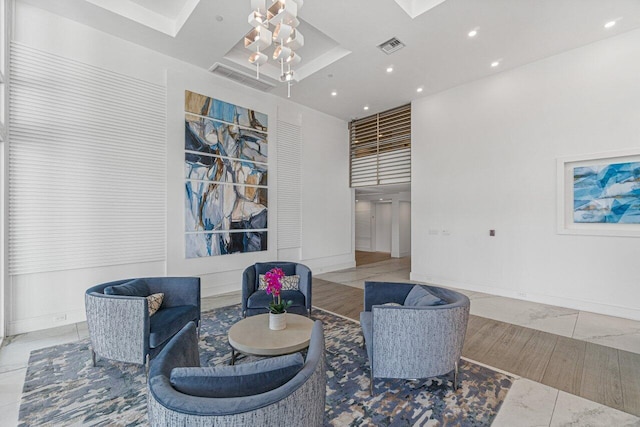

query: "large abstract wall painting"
left=573, top=162, right=640, bottom=224
left=184, top=90, right=268, bottom=258
left=557, top=150, right=640, bottom=237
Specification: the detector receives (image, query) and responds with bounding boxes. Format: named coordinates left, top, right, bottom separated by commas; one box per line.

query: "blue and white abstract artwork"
left=184, top=91, right=268, bottom=258
left=573, top=161, right=640, bottom=223
left=186, top=231, right=267, bottom=258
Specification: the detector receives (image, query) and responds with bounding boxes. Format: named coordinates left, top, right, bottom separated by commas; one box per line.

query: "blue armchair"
left=360, top=281, right=470, bottom=395
left=242, top=262, right=312, bottom=317
left=147, top=321, right=326, bottom=426
left=85, top=277, right=200, bottom=369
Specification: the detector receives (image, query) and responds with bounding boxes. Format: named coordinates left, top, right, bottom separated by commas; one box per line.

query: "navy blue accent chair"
left=242, top=262, right=312, bottom=318
left=85, top=277, right=201, bottom=370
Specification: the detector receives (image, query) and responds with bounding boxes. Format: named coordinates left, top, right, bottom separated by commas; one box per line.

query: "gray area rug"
left=19, top=305, right=513, bottom=426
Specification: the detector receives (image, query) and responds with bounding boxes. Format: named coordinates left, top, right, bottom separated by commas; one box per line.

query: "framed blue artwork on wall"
left=573, top=161, right=640, bottom=224
left=557, top=150, right=640, bottom=237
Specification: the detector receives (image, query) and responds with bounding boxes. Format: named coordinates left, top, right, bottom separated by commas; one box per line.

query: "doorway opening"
left=354, top=184, right=410, bottom=267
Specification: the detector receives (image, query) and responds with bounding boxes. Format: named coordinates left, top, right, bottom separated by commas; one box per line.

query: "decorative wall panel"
left=276, top=121, right=302, bottom=249
left=184, top=90, right=268, bottom=258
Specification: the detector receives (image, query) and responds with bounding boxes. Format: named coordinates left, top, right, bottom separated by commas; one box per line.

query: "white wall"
left=299, top=104, right=352, bottom=272
left=8, top=2, right=353, bottom=334
left=375, top=203, right=392, bottom=252
left=411, top=28, right=640, bottom=320
left=355, top=200, right=373, bottom=251
left=400, top=201, right=411, bottom=257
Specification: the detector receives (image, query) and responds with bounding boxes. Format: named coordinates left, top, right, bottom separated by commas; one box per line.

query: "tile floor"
left=0, top=258, right=639, bottom=426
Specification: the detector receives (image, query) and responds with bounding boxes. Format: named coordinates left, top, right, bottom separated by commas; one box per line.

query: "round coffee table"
left=228, top=313, right=314, bottom=365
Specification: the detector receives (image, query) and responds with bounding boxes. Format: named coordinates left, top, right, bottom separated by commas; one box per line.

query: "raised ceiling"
left=20, top=0, right=640, bottom=121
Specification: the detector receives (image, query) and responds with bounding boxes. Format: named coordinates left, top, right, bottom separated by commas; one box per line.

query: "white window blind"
left=276, top=121, right=301, bottom=249
left=0, top=0, right=7, bottom=141
left=350, top=104, right=411, bottom=187
left=9, top=43, right=166, bottom=275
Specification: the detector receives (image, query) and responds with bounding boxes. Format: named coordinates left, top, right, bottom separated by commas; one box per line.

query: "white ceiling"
left=128, top=0, right=189, bottom=19
left=20, top=0, right=640, bottom=122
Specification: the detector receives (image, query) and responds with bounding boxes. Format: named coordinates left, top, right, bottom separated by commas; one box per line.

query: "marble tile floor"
left=1, top=259, right=639, bottom=426
left=318, top=257, right=640, bottom=354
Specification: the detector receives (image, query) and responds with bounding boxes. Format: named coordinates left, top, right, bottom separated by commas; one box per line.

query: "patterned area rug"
left=19, top=305, right=513, bottom=426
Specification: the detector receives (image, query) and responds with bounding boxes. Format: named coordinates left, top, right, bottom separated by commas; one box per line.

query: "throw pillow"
left=258, top=274, right=300, bottom=291
left=404, top=285, right=445, bottom=307
left=104, top=278, right=150, bottom=297
left=170, top=353, right=304, bottom=398
left=281, top=275, right=300, bottom=291
left=147, top=293, right=164, bottom=316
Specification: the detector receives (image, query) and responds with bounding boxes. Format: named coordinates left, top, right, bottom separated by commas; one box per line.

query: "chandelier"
left=245, top=0, right=304, bottom=97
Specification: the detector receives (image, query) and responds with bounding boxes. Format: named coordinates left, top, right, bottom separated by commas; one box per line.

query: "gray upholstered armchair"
left=85, top=277, right=201, bottom=369
left=147, top=321, right=326, bottom=426
left=360, top=281, right=470, bottom=395
left=242, top=262, right=312, bottom=317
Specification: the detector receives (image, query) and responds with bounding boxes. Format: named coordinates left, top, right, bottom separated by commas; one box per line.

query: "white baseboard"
left=302, top=252, right=355, bottom=274
left=9, top=308, right=86, bottom=336
left=410, top=272, right=640, bottom=322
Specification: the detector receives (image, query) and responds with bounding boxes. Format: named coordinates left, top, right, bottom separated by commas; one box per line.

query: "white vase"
left=269, top=312, right=287, bottom=330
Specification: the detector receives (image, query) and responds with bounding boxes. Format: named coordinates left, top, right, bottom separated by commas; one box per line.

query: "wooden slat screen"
left=349, top=104, right=411, bottom=187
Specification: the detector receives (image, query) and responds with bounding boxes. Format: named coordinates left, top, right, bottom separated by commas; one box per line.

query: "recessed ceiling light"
left=417, top=87, right=423, bottom=93
left=604, top=20, right=617, bottom=29
left=331, top=91, right=337, bottom=96
left=364, top=106, right=369, bottom=111
left=215, top=15, right=224, bottom=22
left=491, top=60, right=500, bottom=67
left=379, top=198, right=383, bottom=201
left=468, top=29, right=478, bottom=37
left=386, top=66, right=394, bottom=73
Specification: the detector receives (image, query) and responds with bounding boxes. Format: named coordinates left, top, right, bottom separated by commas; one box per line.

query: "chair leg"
left=453, top=360, right=459, bottom=390
left=90, top=348, right=97, bottom=367
left=370, top=370, right=374, bottom=396
left=145, top=354, right=150, bottom=378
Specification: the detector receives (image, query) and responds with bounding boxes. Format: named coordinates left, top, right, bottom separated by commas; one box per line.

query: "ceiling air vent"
left=208, top=63, right=276, bottom=92
left=377, top=37, right=405, bottom=55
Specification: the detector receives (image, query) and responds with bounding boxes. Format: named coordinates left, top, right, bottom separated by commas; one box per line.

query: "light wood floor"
left=313, top=278, right=640, bottom=417
left=355, top=251, right=392, bottom=266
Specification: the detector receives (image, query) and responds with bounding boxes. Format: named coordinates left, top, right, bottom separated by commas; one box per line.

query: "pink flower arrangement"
left=264, top=267, right=292, bottom=314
